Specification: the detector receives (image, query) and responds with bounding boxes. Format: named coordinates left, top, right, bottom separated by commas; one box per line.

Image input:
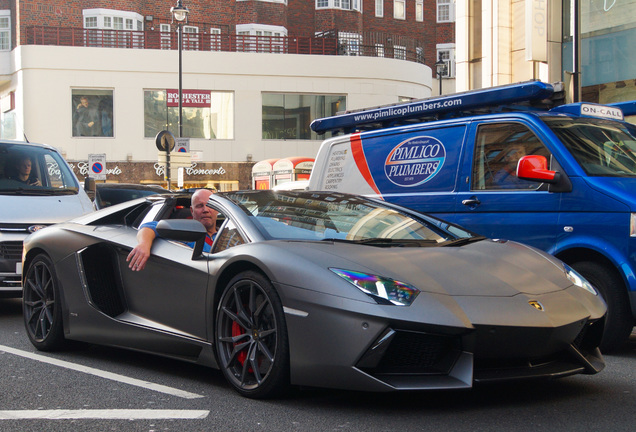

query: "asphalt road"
left=1, top=297, right=635, bottom=432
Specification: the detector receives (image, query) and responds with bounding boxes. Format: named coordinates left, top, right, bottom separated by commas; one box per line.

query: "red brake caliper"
left=232, top=321, right=248, bottom=366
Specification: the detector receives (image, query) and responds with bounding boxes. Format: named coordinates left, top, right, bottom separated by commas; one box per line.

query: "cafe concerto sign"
left=69, top=161, right=226, bottom=179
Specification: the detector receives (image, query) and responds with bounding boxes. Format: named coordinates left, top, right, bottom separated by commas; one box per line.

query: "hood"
left=290, top=239, right=569, bottom=298
left=582, top=176, right=636, bottom=212
left=0, top=194, right=94, bottom=224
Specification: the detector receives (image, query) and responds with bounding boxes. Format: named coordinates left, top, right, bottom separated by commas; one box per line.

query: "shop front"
left=68, top=160, right=255, bottom=191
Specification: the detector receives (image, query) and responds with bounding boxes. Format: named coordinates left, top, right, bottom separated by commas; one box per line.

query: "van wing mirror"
left=517, top=155, right=560, bottom=184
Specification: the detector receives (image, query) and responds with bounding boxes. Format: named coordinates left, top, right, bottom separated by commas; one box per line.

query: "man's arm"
left=126, top=226, right=156, bottom=271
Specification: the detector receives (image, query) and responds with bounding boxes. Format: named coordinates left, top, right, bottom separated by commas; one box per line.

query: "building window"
left=437, top=0, right=455, bottom=23
left=236, top=24, right=287, bottom=53
left=0, top=13, right=10, bottom=51
left=210, top=28, right=222, bottom=51
left=416, top=1, right=424, bottom=22
left=144, top=90, right=234, bottom=140
left=262, top=94, right=346, bottom=140
left=436, top=45, right=456, bottom=78
left=72, top=90, right=114, bottom=138
left=316, top=0, right=361, bottom=11
left=160, top=23, right=171, bottom=50
left=83, top=9, right=144, bottom=48
left=338, top=32, right=361, bottom=56
left=394, top=1, right=406, bottom=19
left=375, top=0, right=384, bottom=17
left=394, top=45, right=406, bottom=60
left=183, top=25, right=200, bottom=51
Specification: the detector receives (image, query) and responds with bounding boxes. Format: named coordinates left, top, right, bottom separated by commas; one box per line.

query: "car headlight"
left=563, top=264, right=598, bottom=295
left=330, top=268, right=420, bottom=306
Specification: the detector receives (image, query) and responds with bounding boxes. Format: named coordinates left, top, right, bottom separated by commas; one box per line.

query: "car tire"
left=22, top=254, right=68, bottom=351
left=572, top=261, right=633, bottom=352
left=215, top=270, right=290, bottom=398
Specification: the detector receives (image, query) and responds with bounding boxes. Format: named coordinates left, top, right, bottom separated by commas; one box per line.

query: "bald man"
left=127, top=189, right=217, bottom=271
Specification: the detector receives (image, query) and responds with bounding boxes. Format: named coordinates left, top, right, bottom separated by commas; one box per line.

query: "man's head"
left=190, top=189, right=218, bottom=235
left=17, top=155, right=32, bottom=179
left=80, top=97, right=89, bottom=107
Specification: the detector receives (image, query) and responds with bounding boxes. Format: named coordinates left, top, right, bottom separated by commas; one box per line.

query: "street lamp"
left=435, top=53, right=446, bottom=96
left=171, top=0, right=189, bottom=139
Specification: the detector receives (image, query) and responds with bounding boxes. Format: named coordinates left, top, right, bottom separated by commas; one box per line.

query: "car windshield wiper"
left=440, top=236, right=486, bottom=247
left=0, top=187, right=78, bottom=196
left=321, top=237, right=439, bottom=247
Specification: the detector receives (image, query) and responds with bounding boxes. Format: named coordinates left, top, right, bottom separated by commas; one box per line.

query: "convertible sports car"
left=21, top=190, right=606, bottom=398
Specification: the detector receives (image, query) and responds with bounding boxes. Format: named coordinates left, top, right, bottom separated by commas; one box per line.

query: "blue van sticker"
left=384, top=136, right=446, bottom=187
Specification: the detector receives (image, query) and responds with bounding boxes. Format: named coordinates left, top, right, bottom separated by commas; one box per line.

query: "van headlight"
left=330, top=268, right=420, bottom=306
left=563, top=264, right=598, bottom=295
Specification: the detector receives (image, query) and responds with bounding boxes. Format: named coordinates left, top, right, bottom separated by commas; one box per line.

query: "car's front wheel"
left=215, top=271, right=289, bottom=398
left=22, top=254, right=67, bottom=351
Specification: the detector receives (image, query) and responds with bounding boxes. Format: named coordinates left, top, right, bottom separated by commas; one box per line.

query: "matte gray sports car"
left=22, top=190, right=606, bottom=398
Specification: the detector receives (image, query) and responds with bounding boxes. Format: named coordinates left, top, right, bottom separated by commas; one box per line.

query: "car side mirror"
left=516, top=155, right=560, bottom=184
left=156, top=219, right=207, bottom=259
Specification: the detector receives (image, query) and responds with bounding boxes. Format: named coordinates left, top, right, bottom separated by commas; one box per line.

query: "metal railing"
left=23, top=26, right=425, bottom=63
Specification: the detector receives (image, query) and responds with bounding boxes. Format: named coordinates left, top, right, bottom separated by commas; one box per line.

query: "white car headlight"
left=330, top=268, right=420, bottom=306
left=563, top=264, right=598, bottom=295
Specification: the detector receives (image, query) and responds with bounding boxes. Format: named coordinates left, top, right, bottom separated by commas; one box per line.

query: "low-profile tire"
left=572, top=261, right=633, bottom=352
left=215, top=270, right=289, bottom=399
left=22, top=254, right=68, bottom=351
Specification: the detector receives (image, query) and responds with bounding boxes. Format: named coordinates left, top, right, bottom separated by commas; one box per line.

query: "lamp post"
left=435, top=53, right=446, bottom=96
left=169, top=0, right=188, bottom=190
left=171, top=0, right=189, bottom=139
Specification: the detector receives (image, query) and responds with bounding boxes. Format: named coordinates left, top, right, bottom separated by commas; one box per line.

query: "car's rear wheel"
left=22, top=254, right=67, bottom=351
left=572, top=261, right=633, bottom=352
left=215, top=271, right=289, bottom=398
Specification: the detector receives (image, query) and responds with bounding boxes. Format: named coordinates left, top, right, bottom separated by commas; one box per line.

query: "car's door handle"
left=461, top=198, right=481, bottom=206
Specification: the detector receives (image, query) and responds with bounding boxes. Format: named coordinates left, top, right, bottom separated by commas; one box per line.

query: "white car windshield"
left=0, top=142, right=79, bottom=195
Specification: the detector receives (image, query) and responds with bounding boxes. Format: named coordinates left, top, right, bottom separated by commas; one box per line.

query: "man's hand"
left=126, top=227, right=156, bottom=271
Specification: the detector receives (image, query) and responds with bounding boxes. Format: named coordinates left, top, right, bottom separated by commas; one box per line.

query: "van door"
left=356, top=123, right=468, bottom=214
left=453, top=121, right=562, bottom=250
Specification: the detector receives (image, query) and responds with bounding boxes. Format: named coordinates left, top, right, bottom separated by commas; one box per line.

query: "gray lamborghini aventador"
left=21, top=190, right=606, bottom=398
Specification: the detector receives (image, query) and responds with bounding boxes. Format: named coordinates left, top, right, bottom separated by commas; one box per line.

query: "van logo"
left=384, top=136, right=446, bottom=187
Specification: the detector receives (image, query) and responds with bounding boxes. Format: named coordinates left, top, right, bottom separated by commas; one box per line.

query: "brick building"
left=0, top=1, right=455, bottom=189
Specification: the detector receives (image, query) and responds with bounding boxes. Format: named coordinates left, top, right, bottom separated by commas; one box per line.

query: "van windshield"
left=0, top=142, right=79, bottom=195
left=543, top=117, right=636, bottom=177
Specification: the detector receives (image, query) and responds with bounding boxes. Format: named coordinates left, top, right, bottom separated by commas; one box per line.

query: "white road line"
left=0, top=345, right=204, bottom=400
left=0, top=409, right=209, bottom=420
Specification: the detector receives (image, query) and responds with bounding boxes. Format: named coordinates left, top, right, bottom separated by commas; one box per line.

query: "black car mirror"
left=156, top=219, right=207, bottom=259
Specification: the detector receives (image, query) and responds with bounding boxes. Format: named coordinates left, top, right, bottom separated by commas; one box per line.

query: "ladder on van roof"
left=310, top=80, right=566, bottom=135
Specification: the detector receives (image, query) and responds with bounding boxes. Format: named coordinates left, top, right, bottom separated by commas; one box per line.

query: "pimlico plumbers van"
left=309, top=81, right=636, bottom=351
left=0, top=140, right=94, bottom=296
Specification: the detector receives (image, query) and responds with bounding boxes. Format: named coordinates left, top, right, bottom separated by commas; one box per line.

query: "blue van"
left=309, top=81, right=636, bottom=351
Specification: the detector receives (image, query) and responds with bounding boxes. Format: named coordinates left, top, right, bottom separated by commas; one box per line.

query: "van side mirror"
left=516, top=155, right=559, bottom=184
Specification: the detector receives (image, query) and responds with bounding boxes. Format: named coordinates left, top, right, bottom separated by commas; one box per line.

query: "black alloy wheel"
left=215, top=271, right=289, bottom=398
left=23, top=254, right=67, bottom=351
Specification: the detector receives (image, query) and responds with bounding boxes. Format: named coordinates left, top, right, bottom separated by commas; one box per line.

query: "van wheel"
left=572, top=261, right=633, bottom=352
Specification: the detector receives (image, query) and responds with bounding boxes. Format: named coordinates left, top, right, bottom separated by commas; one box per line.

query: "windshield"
left=223, top=190, right=477, bottom=244
left=543, top=117, right=636, bottom=176
left=0, top=142, right=79, bottom=195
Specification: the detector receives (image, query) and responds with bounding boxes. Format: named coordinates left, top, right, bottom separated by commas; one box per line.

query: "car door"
left=117, top=198, right=211, bottom=341
left=453, top=120, right=562, bottom=251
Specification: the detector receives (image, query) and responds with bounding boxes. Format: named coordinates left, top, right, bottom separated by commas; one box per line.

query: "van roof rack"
left=310, top=80, right=565, bottom=135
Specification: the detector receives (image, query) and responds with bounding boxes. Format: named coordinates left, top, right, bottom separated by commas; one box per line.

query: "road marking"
left=0, top=409, right=209, bottom=420
left=0, top=345, right=204, bottom=399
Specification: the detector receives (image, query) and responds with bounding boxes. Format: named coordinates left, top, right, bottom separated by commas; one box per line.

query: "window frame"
left=437, top=0, right=455, bottom=23
left=394, top=0, right=406, bottom=20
